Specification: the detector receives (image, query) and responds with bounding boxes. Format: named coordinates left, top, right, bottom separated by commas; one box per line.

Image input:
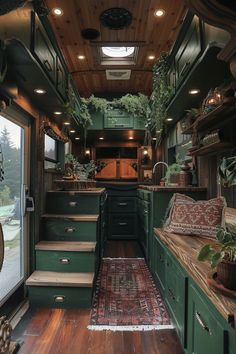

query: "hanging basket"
left=0, top=0, right=27, bottom=16
left=43, top=121, right=69, bottom=143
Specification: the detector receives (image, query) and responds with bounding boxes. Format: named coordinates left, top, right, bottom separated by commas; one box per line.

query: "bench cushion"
left=163, top=193, right=226, bottom=239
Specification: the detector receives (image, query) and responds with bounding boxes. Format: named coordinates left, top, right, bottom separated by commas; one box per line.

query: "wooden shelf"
left=189, top=142, right=235, bottom=156
left=196, top=103, right=236, bottom=132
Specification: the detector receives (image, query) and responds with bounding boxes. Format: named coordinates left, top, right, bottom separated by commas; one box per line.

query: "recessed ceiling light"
left=34, top=89, right=46, bottom=94
left=75, top=137, right=80, bottom=140
left=148, top=55, right=155, bottom=60
left=154, top=9, right=165, bottom=17
left=166, top=118, right=173, bottom=122
left=189, top=89, right=200, bottom=95
left=54, top=111, right=62, bottom=115
left=70, top=130, right=76, bottom=133
left=63, top=122, right=70, bottom=125
left=52, top=8, right=63, bottom=16
left=78, top=55, right=85, bottom=60
left=99, top=137, right=104, bottom=140
left=129, top=136, right=134, bottom=140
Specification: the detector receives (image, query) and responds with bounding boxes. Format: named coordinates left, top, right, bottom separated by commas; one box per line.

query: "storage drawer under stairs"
left=26, top=271, right=94, bottom=308
left=35, top=241, right=97, bottom=272
left=42, top=214, right=98, bottom=241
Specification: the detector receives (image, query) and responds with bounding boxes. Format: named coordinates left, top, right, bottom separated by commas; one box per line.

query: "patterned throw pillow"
left=164, top=193, right=226, bottom=239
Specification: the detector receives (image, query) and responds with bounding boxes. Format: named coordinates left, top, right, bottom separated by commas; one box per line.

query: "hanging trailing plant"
left=148, top=52, right=171, bottom=146
left=87, top=95, right=109, bottom=113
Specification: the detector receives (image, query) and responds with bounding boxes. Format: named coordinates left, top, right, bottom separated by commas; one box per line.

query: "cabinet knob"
left=69, top=201, right=77, bottom=207
left=60, top=258, right=70, bottom=264
left=54, top=295, right=65, bottom=303
left=65, top=227, right=76, bottom=233
left=119, top=222, right=128, bottom=226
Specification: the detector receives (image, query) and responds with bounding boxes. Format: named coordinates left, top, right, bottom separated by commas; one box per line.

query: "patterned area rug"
left=88, top=258, right=172, bottom=331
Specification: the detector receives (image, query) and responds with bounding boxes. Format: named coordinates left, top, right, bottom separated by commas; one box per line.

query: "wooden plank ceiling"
left=45, top=0, right=187, bottom=97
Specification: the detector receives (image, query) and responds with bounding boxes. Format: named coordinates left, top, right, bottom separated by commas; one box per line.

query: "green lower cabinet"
left=187, top=283, right=226, bottom=354
left=36, top=251, right=96, bottom=272
left=153, top=235, right=166, bottom=295
left=44, top=220, right=97, bottom=241
left=108, top=214, right=137, bottom=239
left=28, top=286, right=92, bottom=308
left=165, top=252, right=186, bottom=346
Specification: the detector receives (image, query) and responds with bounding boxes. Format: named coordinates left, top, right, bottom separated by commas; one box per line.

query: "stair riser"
left=44, top=221, right=97, bottom=241
left=46, top=194, right=100, bottom=214
left=28, top=286, right=92, bottom=308
left=36, top=251, right=96, bottom=272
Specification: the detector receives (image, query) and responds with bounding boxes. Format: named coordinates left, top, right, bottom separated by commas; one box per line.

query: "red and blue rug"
left=88, top=258, right=172, bottom=331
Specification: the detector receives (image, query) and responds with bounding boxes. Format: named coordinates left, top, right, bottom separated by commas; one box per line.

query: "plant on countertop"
left=198, top=226, right=236, bottom=290
left=163, top=154, right=182, bottom=185
left=218, top=156, right=236, bottom=188
left=64, top=153, right=96, bottom=179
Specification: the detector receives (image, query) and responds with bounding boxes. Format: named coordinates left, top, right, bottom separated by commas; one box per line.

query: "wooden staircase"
left=26, top=190, right=104, bottom=308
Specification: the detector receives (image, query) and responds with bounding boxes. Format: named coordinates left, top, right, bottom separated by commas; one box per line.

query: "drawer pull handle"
left=69, top=201, right=77, bottom=207
left=65, top=227, right=76, bottom=233
left=144, top=210, right=148, bottom=214
left=119, top=222, right=128, bottom=226
left=44, top=59, right=52, bottom=72
left=60, top=258, right=70, bottom=264
left=118, top=202, right=128, bottom=206
left=195, top=312, right=212, bottom=335
left=115, top=124, right=124, bottom=127
left=54, top=295, right=65, bottom=303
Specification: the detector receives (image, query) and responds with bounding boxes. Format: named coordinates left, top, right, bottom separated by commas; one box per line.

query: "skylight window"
left=102, top=47, right=135, bottom=58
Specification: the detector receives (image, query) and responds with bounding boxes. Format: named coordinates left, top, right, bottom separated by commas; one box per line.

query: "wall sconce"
left=85, top=148, right=90, bottom=155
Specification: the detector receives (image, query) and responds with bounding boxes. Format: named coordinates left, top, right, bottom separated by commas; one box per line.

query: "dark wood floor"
left=13, top=241, right=184, bottom=354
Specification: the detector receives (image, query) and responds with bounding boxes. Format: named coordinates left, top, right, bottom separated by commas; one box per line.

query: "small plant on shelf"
left=218, top=156, right=236, bottom=188
left=198, top=226, right=236, bottom=290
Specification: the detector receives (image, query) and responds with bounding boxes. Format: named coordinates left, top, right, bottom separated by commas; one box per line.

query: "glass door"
left=0, top=111, right=30, bottom=307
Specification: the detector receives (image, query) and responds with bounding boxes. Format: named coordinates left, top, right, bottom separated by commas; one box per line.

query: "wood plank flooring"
left=13, top=241, right=184, bottom=354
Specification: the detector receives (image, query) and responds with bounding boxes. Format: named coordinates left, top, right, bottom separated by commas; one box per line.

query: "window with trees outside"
left=44, top=134, right=58, bottom=169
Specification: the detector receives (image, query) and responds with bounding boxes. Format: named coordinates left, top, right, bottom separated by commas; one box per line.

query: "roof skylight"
left=102, top=47, right=135, bottom=58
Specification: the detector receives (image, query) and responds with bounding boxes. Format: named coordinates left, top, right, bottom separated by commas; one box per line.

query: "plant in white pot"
left=198, top=227, right=236, bottom=290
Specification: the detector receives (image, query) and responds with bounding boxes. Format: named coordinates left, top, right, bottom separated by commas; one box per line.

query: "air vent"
left=81, top=28, right=100, bottom=40
left=106, top=69, right=131, bottom=80
left=100, top=8, right=132, bottom=30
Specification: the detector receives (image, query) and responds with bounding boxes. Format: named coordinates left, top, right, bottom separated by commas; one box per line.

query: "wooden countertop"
left=48, top=188, right=105, bottom=195
left=154, top=228, right=236, bottom=324
left=139, top=185, right=207, bottom=192
left=42, top=214, right=99, bottom=221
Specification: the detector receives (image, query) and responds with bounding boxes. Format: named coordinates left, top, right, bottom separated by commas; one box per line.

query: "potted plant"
left=198, top=227, right=236, bottom=290
left=218, top=156, right=236, bottom=187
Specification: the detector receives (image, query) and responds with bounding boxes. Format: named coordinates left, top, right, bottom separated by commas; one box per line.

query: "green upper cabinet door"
left=104, top=109, right=134, bottom=129
left=88, top=111, right=104, bottom=130
left=175, top=15, right=202, bottom=86
left=187, top=283, right=225, bottom=354
left=56, top=56, right=67, bottom=101
left=32, top=13, right=57, bottom=84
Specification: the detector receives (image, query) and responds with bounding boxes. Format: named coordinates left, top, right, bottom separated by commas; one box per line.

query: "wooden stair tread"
left=35, top=241, right=96, bottom=252
left=42, top=214, right=99, bottom=221
left=26, top=271, right=94, bottom=287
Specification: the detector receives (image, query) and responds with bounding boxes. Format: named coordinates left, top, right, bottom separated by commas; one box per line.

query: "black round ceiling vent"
left=81, top=28, right=100, bottom=40
left=100, top=8, right=132, bottom=30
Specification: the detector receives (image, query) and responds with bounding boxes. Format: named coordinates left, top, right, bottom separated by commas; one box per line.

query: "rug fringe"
left=87, top=324, right=174, bottom=332
left=102, top=257, right=145, bottom=260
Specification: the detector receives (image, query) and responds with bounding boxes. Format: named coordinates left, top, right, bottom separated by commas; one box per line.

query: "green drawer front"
left=109, top=197, right=137, bottom=213
left=104, top=110, right=133, bottom=129
left=28, top=286, right=92, bottom=308
left=44, top=220, right=97, bottom=241
left=36, top=251, right=96, bottom=272
left=153, top=235, right=166, bottom=294
left=137, top=189, right=151, bottom=201
left=108, top=214, right=137, bottom=239
left=187, top=284, right=225, bottom=354
left=46, top=193, right=100, bottom=214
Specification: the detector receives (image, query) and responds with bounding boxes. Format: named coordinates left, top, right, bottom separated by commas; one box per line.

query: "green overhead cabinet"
left=175, top=15, right=202, bottom=87
left=104, top=109, right=134, bottom=129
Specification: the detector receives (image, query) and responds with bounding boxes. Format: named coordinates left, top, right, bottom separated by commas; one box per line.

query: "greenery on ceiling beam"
left=148, top=52, right=172, bottom=146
